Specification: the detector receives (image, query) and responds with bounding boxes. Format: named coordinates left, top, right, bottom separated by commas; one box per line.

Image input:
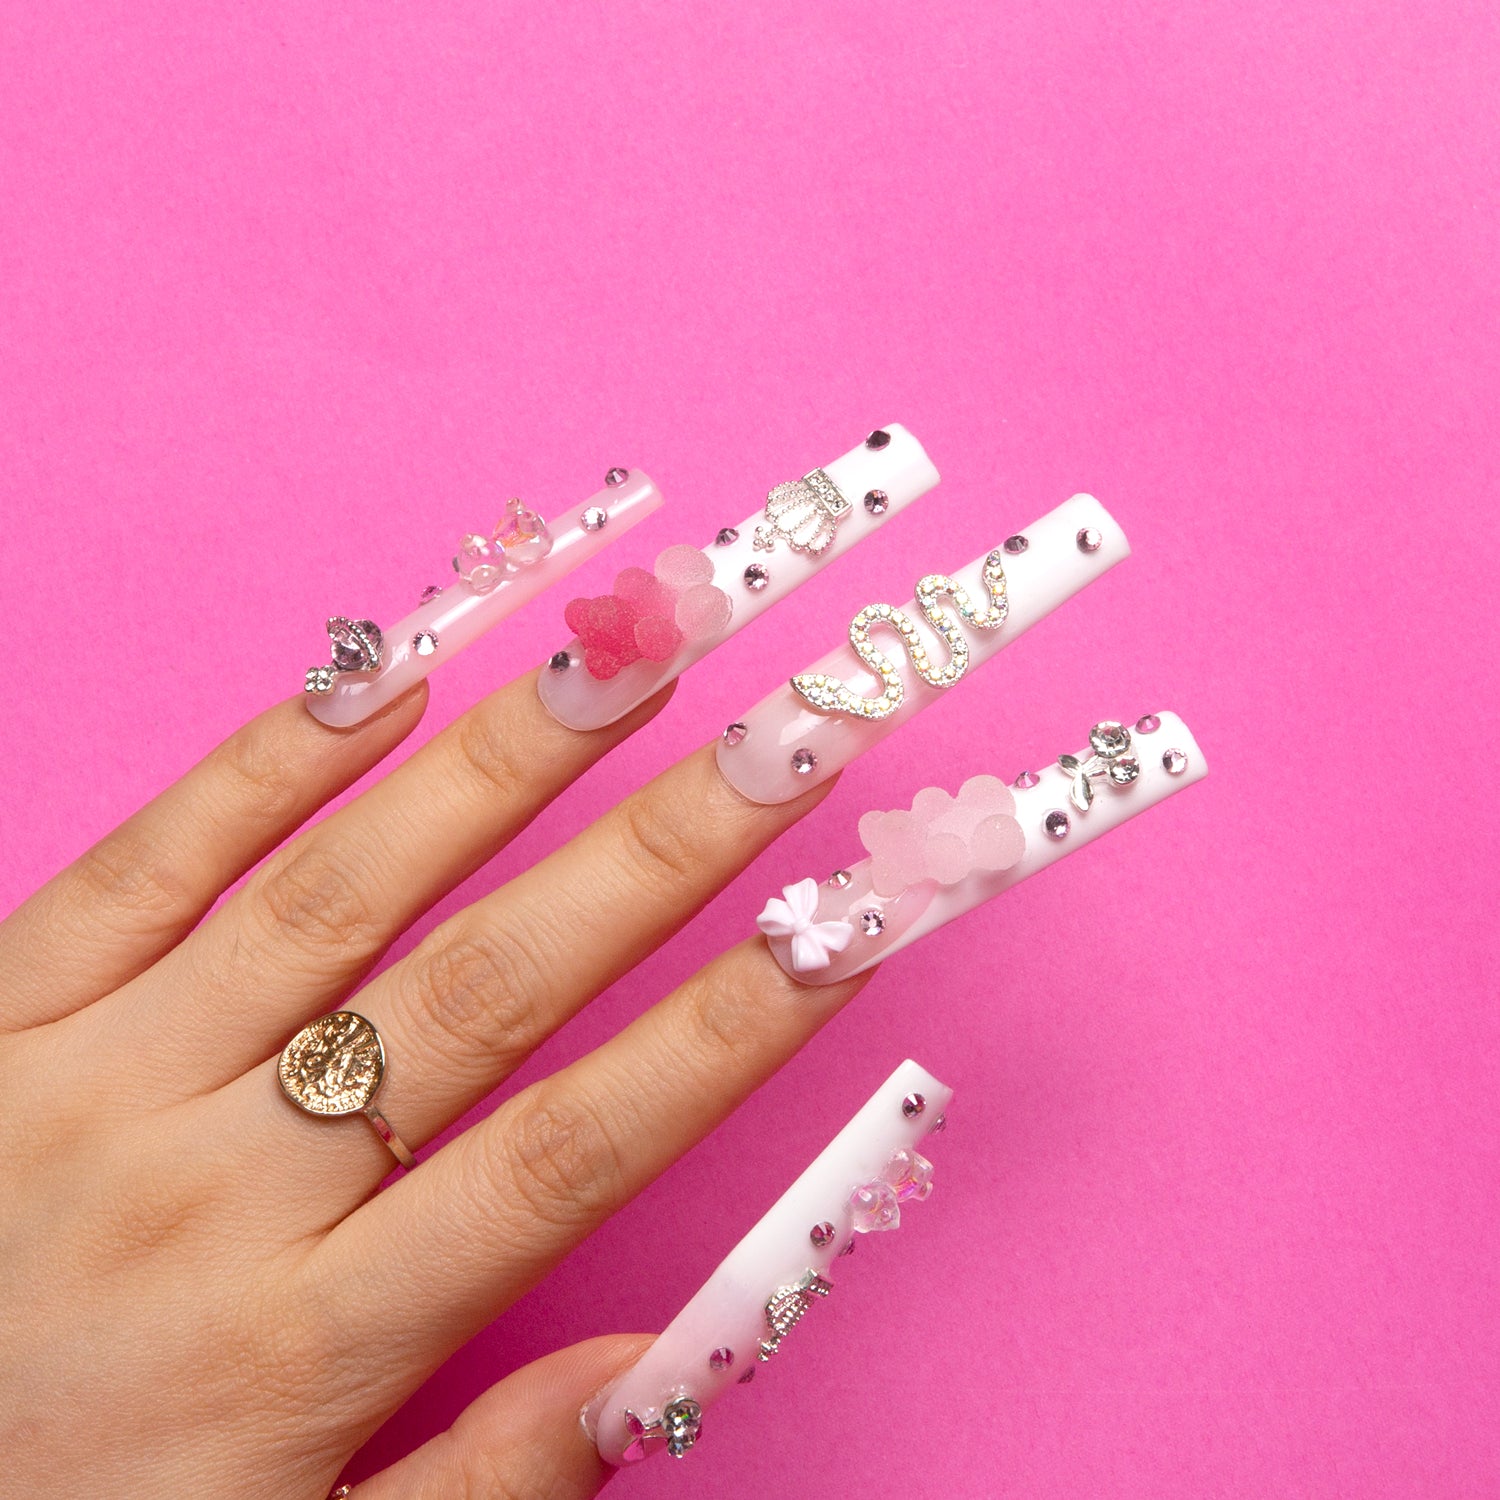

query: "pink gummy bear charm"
left=566, top=547, right=732, bottom=680
left=859, top=774, right=1026, bottom=898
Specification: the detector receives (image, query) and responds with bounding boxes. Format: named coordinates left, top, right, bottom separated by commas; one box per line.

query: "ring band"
left=278, top=1011, right=415, bottom=1169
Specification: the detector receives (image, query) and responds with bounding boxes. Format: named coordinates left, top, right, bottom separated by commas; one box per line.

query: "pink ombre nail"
left=589, top=1059, right=952, bottom=1466
left=537, top=425, right=940, bottom=732
left=757, top=711, right=1208, bottom=984
left=716, top=493, right=1130, bottom=804
left=304, top=470, right=662, bottom=728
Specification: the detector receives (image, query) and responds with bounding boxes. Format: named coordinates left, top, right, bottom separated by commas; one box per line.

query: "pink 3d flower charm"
left=755, top=877, right=854, bottom=973
left=565, top=545, right=733, bottom=680
left=857, top=774, right=1027, bottom=899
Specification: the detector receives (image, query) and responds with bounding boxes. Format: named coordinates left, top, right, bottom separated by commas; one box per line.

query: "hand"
left=0, top=674, right=867, bottom=1497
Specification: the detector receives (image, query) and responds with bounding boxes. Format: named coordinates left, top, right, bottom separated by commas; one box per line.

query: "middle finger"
left=220, top=738, right=838, bottom=1213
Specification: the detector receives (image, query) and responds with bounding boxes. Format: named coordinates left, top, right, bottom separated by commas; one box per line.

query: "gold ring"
left=278, top=1011, right=415, bottom=1169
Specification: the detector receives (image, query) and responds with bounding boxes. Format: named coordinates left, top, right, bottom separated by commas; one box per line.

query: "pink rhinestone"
left=722, top=721, right=748, bottom=747
left=1013, top=770, right=1040, bottom=789
left=1135, top=714, right=1161, bottom=734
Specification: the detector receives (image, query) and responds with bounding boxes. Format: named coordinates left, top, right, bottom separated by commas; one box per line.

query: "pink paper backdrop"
left=2, top=3, right=1496, bottom=1494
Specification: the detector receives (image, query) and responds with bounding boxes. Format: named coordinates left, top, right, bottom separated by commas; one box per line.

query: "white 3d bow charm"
left=755, top=878, right=855, bottom=973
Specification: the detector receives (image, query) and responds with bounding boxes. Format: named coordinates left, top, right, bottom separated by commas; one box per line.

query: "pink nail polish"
left=716, top=493, right=1129, bottom=804
left=758, top=712, right=1208, bottom=983
left=537, top=425, right=940, bottom=732
left=593, top=1060, right=952, bottom=1466
left=304, top=471, right=663, bottom=728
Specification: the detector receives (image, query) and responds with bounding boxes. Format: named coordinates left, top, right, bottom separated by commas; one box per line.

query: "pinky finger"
left=340, top=1334, right=652, bottom=1500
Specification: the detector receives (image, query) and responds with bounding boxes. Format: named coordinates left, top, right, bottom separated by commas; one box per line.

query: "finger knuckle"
left=406, top=925, right=548, bottom=1076
left=209, top=719, right=302, bottom=824
left=453, top=702, right=531, bottom=802
left=73, top=828, right=194, bottom=935
left=253, top=843, right=382, bottom=958
left=679, top=964, right=767, bottom=1073
left=615, top=789, right=703, bottom=893
left=492, top=1089, right=626, bottom=1232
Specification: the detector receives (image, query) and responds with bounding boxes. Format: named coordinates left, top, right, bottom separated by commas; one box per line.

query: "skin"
left=0, top=672, right=870, bottom=1498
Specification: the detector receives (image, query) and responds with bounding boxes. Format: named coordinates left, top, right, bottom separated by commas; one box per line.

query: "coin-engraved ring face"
left=278, top=1011, right=385, bottom=1116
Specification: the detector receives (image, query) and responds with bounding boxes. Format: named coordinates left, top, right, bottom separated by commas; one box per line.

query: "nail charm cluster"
left=790, top=548, right=1010, bottom=720
left=304, top=494, right=559, bottom=695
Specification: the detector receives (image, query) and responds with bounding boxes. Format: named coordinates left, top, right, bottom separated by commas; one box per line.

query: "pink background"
left=2, top=3, right=1496, bottom=1494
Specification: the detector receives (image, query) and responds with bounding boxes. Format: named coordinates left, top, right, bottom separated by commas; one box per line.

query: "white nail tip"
left=536, top=425, right=940, bottom=732
left=594, top=1059, right=952, bottom=1466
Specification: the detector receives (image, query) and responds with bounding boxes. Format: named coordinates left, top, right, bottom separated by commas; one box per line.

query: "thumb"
left=342, top=1334, right=654, bottom=1499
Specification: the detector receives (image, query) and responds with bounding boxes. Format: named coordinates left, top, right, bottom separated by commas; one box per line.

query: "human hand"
left=0, top=674, right=868, bottom=1497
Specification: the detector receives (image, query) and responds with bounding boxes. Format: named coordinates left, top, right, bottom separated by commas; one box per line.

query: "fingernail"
left=716, top=493, right=1128, bottom=803
left=758, top=711, right=1208, bottom=983
left=304, top=470, right=663, bottom=727
left=536, top=425, right=940, bottom=732
left=593, top=1059, right=952, bottom=1466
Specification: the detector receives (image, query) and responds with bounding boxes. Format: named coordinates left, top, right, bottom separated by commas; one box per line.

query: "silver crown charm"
left=759, top=468, right=852, bottom=556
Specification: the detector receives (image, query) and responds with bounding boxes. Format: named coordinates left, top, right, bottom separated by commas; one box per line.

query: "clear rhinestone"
left=1003, top=533, right=1029, bottom=554
left=902, top=1092, right=925, bottom=1118
left=548, top=650, right=573, bottom=672
left=1162, top=748, right=1189, bottom=775
left=715, top=526, right=739, bottom=546
left=722, top=721, right=748, bottom=747
left=827, top=869, right=852, bottom=888
left=1107, top=756, right=1141, bottom=786
left=1013, top=769, right=1040, bottom=789
left=581, top=506, right=608, bottom=531
left=743, top=562, right=770, bottom=590
left=864, top=429, right=892, bottom=450
left=1044, top=809, right=1071, bottom=839
left=1076, top=526, right=1103, bottom=553
left=418, top=583, right=443, bottom=604
left=809, top=1222, right=836, bottom=1248
left=604, top=466, right=629, bottom=486
left=860, top=909, right=885, bottom=936
left=1090, top=721, right=1131, bottom=757
left=863, top=489, right=889, bottom=515
left=932, top=1112, right=947, bottom=1132
left=790, top=748, right=818, bottom=775
left=1135, top=714, right=1161, bottom=734
left=738, top=1367, right=756, bottom=1384
left=709, top=1347, right=734, bottom=1371
left=412, top=630, right=439, bottom=656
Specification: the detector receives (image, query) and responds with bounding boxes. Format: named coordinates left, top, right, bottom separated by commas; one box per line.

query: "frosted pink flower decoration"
left=565, top=545, right=732, bottom=680
left=857, top=774, right=1026, bottom=898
